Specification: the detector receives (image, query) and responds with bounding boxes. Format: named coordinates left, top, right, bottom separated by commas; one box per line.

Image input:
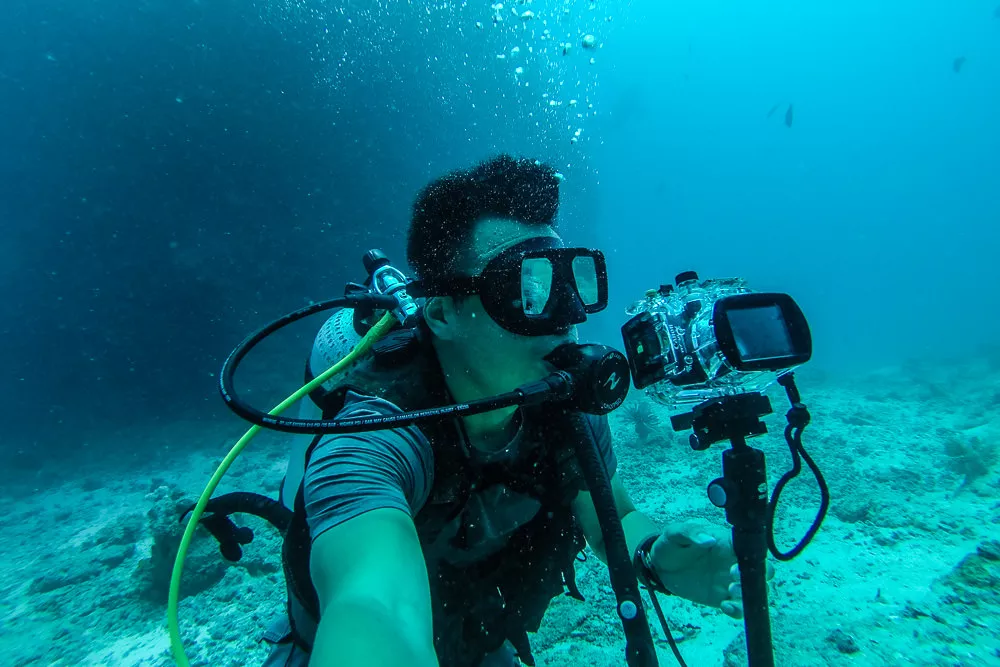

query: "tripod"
left=669, top=373, right=829, bottom=667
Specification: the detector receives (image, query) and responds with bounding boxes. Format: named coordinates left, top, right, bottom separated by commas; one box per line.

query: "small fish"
left=766, top=103, right=781, bottom=119
left=953, top=56, right=966, bottom=73
left=784, top=104, right=794, bottom=128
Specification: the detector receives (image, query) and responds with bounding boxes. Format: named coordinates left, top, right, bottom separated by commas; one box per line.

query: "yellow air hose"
left=167, top=311, right=396, bottom=666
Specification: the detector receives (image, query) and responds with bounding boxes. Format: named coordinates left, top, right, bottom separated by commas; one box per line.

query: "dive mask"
left=412, top=236, right=609, bottom=336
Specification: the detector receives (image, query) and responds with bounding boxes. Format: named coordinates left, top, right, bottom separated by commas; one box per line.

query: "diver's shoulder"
left=312, top=390, right=432, bottom=451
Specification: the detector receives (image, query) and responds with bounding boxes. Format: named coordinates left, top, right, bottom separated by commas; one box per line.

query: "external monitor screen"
left=727, top=305, right=795, bottom=362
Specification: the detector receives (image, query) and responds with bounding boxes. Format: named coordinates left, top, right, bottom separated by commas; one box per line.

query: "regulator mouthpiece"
left=544, top=343, right=631, bottom=414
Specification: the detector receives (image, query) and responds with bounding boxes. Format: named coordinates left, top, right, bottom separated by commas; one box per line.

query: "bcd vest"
left=278, top=326, right=591, bottom=667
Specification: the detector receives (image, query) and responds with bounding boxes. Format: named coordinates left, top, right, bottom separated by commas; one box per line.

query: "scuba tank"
left=280, top=306, right=362, bottom=509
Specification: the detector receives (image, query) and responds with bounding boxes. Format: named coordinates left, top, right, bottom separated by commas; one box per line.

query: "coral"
left=826, top=629, right=861, bottom=654
left=131, top=484, right=228, bottom=605
left=933, top=541, right=1000, bottom=609
left=942, top=434, right=999, bottom=489
left=830, top=495, right=873, bottom=524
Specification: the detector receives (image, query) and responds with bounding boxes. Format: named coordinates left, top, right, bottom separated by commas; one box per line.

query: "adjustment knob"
left=707, top=478, right=730, bottom=508
left=689, top=432, right=710, bottom=451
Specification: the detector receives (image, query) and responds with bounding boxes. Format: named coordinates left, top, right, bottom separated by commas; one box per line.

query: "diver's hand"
left=647, top=522, right=774, bottom=620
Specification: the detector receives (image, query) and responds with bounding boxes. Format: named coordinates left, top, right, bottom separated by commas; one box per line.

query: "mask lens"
left=572, top=255, right=600, bottom=306
left=521, top=257, right=553, bottom=316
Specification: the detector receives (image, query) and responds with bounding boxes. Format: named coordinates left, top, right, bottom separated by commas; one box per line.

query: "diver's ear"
left=423, top=296, right=459, bottom=341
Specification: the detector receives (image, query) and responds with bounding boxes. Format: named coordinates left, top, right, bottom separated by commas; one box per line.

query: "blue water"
left=587, top=1, right=1000, bottom=376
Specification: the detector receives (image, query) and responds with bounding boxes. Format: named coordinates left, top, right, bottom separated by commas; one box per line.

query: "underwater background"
left=1, top=0, right=998, bottom=665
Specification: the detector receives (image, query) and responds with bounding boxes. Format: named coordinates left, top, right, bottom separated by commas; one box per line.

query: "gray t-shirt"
left=301, top=391, right=617, bottom=566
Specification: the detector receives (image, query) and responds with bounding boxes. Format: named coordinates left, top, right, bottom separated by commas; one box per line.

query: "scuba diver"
left=244, top=155, right=752, bottom=667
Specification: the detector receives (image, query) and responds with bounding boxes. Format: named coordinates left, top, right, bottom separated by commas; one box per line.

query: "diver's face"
left=451, top=218, right=578, bottom=377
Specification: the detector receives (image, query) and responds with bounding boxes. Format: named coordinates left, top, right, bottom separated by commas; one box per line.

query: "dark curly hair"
left=406, top=154, right=561, bottom=281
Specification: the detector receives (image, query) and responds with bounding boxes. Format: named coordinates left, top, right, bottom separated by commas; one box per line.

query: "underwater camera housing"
left=620, top=272, right=811, bottom=411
